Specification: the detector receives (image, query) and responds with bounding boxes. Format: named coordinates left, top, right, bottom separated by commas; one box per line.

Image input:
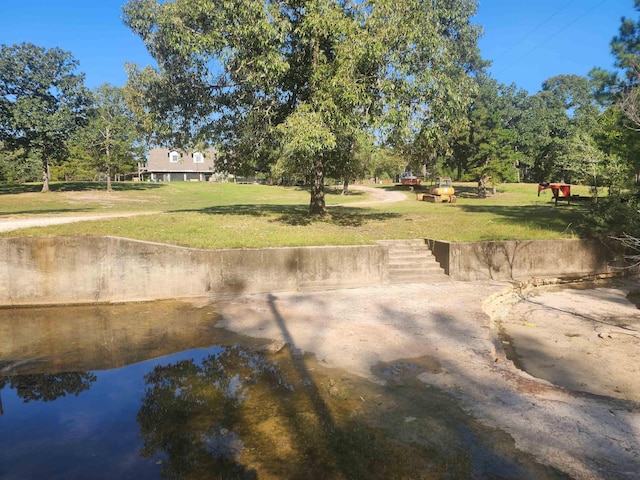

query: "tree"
left=74, top=84, right=141, bottom=191
left=0, top=142, right=39, bottom=182
left=588, top=1, right=640, bottom=184
left=330, top=133, right=374, bottom=194
left=611, top=1, right=640, bottom=86
left=514, top=75, right=601, bottom=184
left=593, top=106, right=640, bottom=188
left=0, top=43, right=91, bottom=192
left=367, top=147, right=406, bottom=183
left=449, top=74, right=523, bottom=195
left=123, top=0, right=482, bottom=215
left=563, top=132, right=605, bottom=198
left=580, top=2, right=640, bottom=242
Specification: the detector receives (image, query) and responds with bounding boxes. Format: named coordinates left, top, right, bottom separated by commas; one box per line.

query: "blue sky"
left=0, top=0, right=637, bottom=94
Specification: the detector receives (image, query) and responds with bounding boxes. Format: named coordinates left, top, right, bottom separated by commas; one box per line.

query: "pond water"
left=0, top=301, right=567, bottom=479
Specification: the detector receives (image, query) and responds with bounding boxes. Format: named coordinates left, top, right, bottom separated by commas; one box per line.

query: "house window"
left=169, top=151, right=180, bottom=163
left=193, top=151, right=204, bottom=163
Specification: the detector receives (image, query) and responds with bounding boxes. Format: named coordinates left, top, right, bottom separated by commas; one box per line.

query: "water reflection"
left=137, top=346, right=273, bottom=479
left=0, top=300, right=569, bottom=479
left=0, top=348, right=224, bottom=479
left=0, top=371, right=96, bottom=411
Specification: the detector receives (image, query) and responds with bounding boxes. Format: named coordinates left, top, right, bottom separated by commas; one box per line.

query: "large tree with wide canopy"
left=123, top=0, right=482, bottom=214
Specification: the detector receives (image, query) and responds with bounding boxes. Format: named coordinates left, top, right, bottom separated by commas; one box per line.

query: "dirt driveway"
left=210, top=280, right=640, bottom=480
left=0, top=212, right=159, bottom=232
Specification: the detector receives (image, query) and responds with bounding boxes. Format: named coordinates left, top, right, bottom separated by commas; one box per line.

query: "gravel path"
left=0, top=212, right=159, bottom=232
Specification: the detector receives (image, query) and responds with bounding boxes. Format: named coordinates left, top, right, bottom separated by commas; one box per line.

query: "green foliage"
left=72, top=84, right=141, bottom=190
left=581, top=194, right=640, bottom=238
left=561, top=132, right=604, bottom=190
left=450, top=74, right=523, bottom=190
left=449, top=73, right=607, bottom=189
left=122, top=0, right=483, bottom=214
left=611, top=3, right=640, bottom=85
left=580, top=4, right=640, bottom=240
left=50, top=149, right=98, bottom=181
left=367, top=148, right=405, bottom=181
left=0, top=42, right=91, bottom=191
left=593, top=108, right=639, bottom=193
left=0, top=143, right=40, bottom=182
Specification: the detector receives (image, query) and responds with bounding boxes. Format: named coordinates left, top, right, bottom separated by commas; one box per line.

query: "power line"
left=493, top=0, right=610, bottom=78
left=491, top=0, right=577, bottom=63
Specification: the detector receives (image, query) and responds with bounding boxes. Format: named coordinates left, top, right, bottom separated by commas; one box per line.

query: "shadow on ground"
left=457, top=204, right=587, bottom=235
left=171, top=203, right=401, bottom=227
left=0, top=207, right=99, bottom=216
left=0, top=182, right=165, bottom=194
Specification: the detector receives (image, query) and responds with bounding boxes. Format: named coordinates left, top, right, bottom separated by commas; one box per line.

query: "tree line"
left=1, top=0, right=640, bottom=232
left=0, top=43, right=141, bottom=192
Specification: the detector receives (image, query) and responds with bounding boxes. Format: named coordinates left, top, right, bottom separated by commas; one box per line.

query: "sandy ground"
left=499, top=282, right=640, bottom=403
left=210, top=280, right=640, bottom=480
left=345, top=184, right=409, bottom=205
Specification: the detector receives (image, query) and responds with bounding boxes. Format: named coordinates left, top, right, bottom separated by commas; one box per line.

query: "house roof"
left=146, top=147, right=217, bottom=173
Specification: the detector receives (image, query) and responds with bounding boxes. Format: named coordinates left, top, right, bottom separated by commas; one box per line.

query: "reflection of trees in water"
left=0, top=371, right=97, bottom=414
left=136, top=344, right=442, bottom=479
left=137, top=345, right=275, bottom=479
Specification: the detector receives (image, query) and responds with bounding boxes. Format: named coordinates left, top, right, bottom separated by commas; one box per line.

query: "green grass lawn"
left=0, top=181, right=592, bottom=248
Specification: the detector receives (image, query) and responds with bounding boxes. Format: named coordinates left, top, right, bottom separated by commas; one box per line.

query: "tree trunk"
left=106, top=166, right=112, bottom=192
left=342, top=178, right=349, bottom=195
left=106, top=127, right=113, bottom=192
left=309, top=156, right=326, bottom=215
left=41, top=154, right=50, bottom=193
left=477, top=177, right=486, bottom=198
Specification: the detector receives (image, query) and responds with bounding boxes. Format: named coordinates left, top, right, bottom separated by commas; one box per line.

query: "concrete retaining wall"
left=0, top=236, right=620, bottom=306
left=427, top=238, right=617, bottom=281
left=0, top=237, right=386, bottom=306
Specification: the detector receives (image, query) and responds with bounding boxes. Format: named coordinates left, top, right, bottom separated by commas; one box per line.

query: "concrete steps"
left=378, top=239, right=449, bottom=284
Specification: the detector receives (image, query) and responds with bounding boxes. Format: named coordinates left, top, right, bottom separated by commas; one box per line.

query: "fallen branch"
left=610, top=233, right=640, bottom=269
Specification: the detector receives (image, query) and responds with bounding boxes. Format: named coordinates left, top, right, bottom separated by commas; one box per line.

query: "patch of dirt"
left=210, top=281, right=640, bottom=479
left=340, top=185, right=408, bottom=205
left=497, top=280, right=640, bottom=402
left=60, top=191, right=156, bottom=204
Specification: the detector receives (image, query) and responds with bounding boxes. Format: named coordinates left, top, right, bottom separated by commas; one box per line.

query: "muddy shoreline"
left=211, top=280, right=640, bottom=479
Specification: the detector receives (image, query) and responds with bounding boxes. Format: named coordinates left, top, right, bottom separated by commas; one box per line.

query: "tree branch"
left=610, top=233, right=640, bottom=269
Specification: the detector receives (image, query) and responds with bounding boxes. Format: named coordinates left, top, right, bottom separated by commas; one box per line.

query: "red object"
left=401, top=178, right=421, bottom=186
left=538, top=183, right=571, bottom=205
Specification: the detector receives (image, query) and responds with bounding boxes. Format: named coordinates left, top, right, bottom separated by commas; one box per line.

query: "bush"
left=580, top=193, right=640, bottom=238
